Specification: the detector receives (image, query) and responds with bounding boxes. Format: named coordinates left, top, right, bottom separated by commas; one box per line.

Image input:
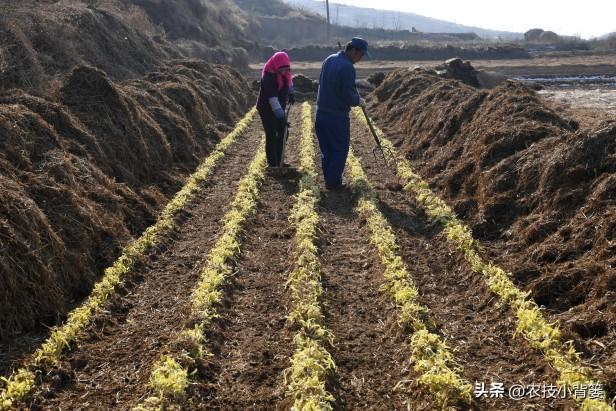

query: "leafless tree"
left=392, top=12, right=402, bottom=31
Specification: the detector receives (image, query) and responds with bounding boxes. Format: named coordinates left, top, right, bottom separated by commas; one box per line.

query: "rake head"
left=372, top=144, right=403, bottom=191
left=361, top=105, right=404, bottom=190
left=372, top=144, right=395, bottom=168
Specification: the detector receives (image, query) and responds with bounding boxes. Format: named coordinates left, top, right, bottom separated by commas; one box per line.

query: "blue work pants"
left=315, top=110, right=350, bottom=186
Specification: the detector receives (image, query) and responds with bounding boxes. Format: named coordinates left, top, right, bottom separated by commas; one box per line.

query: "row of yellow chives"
left=346, top=148, right=473, bottom=408
left=353, top=108, right=613, bottom=411
left=134, top=142, right=268, bottom=410
left=0, top=108, right=256, bottom=411
left=285, top=102, right=336, bottom=411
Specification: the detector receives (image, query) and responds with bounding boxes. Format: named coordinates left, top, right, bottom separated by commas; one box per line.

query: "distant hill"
left=284, top=0, right=522, bottom=40
left=234, top=0, right=486, bottom=48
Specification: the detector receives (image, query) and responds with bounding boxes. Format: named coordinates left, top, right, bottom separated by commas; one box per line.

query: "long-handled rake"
left=279, top=104, right=292, bottom=167
left=271, top=104, right=299, bottom=177
left=361, top=106, right=396, bottom=168
left=360, top=106, right=403, bottom=190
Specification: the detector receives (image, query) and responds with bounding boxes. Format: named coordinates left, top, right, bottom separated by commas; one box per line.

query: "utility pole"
left=326, top=0, right=331, bottom=40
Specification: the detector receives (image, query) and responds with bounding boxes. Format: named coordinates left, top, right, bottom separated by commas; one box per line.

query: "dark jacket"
left=256, top=72, right=289, bottom=117
left=316, top=51, right=360, bottom=117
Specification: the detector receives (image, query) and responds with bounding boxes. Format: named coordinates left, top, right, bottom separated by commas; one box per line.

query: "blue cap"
left=348, top=37, right=371, bottom=59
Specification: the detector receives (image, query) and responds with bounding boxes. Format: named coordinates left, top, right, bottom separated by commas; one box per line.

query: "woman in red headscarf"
left=256, top=51, right=295, bottom=168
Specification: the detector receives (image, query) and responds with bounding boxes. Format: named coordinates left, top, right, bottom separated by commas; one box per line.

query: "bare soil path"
left=23, top=117, right=263, bottom=410
left=314, top=120, right=412, bottom=409
left=0, top=333, right=46, bottom=377
left=180, top=107, right=302, bottom=410
left=349, top=112, right=578, bottom=410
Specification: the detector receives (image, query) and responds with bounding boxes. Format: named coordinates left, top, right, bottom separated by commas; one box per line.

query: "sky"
left=328, top=0, right=616, bottom=39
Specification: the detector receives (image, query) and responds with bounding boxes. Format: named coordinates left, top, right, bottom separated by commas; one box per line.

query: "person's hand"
left=276, top=116, right=289, bottom=130
left=289, top=93, right=296, bottom=105
left=359, top=97, right=367, bottom=108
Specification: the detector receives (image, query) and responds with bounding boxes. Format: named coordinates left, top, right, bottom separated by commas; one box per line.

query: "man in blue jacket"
left=315, top=37, right=369, bottom=190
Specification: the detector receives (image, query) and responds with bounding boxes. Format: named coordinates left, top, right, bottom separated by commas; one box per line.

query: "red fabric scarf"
left=261, top=51, right=293, bottom=91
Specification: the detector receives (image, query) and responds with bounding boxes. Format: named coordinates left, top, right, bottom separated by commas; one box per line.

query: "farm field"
left=2, top=99, right=614, bottom=410
left=1, top=1, right=615, bottom=410
left=542, top=88, right=616, bottom=117
left=249, top=53, right=616, bottom=81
